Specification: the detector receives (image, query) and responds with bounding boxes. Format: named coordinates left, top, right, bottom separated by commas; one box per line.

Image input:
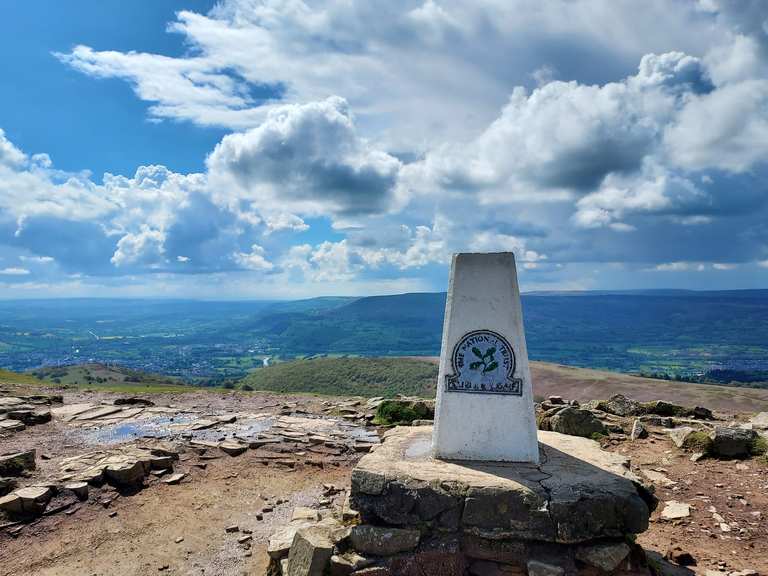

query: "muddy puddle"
left=68, top=411, right=378, bottom=447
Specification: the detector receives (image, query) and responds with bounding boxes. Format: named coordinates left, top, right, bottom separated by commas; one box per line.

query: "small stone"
left=175, top=536, right=184, bottom=543
left=630, top=419, right=648, bottom=441
left=150, top=456, right=174, bottom=470
left=661, top=501, right=691, bottom=520
left=0, top=477, right=17, bottom=497
left=64, top=481, right=89, bottom=501
left=349, top=525, right=419, bottom=556
left=108, top=511, right=118, bottom=518
left=710, top=427, right=757, bottom=458
left=720, top=522, right=732, bottom=532
left=225, top=524, right=239, bottom=533
left=669, top=427, right=696, bottom=448
left=576, top=542, right=630, bottom=572
left=692, top=406, right=714, bottom=420
left=469, top=560, right=525, bottom=576
left=526, top=560, right=564, bottom=576
left=548, top=407, right=606, bottom=438
left=665, top=545, right=696, bottom=566
left=292, top=507, right=320, bottom=522
left=641, top=469, right=676, bottom=488
left=0, top=485, right=52, bottom=517
left=219, top=440, right=248, bottom=456
left=287, top=526, right=334, bottom=576
left=237, top=534, right=252, bottom=544
left=104, top=460, right=146, bottom=488
left=162, top=473, right=185, bottom=485
left=0, top=450, right=36, bottom=477
left=601, top=394, right=643, bottom=416
left=330, top=553, right=374, bottom=576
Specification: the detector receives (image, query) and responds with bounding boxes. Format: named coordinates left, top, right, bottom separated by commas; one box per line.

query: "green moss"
left=640, top=400, right=687, bottom=417
left=749, top=435, right=768, bottom=456
left=589, top=431, right=608, bottom=441
left=682, top=431, right=713, bottom=454
left=373, top=399, right=433, bottom=426
left=536, top=413, right=552, bottom=431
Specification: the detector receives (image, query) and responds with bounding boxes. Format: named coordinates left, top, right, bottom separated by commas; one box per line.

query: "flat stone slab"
left=351, top=426, right=654, bottom=544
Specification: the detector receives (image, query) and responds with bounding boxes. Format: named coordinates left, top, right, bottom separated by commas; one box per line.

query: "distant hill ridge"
left=241, top=290, right=768, bottom=383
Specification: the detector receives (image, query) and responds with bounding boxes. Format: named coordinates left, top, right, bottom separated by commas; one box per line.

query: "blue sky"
left=1, top=0, right=767, bottom=299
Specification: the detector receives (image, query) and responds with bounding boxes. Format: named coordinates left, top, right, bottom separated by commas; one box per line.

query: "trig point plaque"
left=432, top=252, right=539, bottom=463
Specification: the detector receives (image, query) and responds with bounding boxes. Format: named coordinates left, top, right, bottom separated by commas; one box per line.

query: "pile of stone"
left=0, top=440, right=184, bottom=521
left=321, top=398, right=379, bottom=423
left=535, top=394, right=729, bottom=447
left=56, top=440, right=181, bottom=488
left=668, top=425, right=766, bottom=459
left=320, top=396, right=437, bottom=427
left=584, top=394, right=714, bottom=421
left=51, top=401, right=180, bottom=426
left=0, top=449, right=37, bottom=501
left=241, top=417, right=379, bottom=469
left=0, top=448, right=79, bottom=520
left=268, top=426, right=658, bottom=576
left=0, top=393, right=60, bottom=434
left=536, top=396, right=607, bottom=438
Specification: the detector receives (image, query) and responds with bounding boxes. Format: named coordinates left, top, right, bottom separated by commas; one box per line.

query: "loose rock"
left=287, top=526, right=334, bottom=576
left=0, top=450, right=36, bottom=477
left=660, top=501, right=690, bottom=520
left=526, top=560, right=564, bottom=576
left=576, top=542, right=630, bottom=572
left=710, top=427, right=757, bottom=458
left=548, top=407, right=606, bottom=438
left=630, top=419, right=648, bottom=441
left=666, top=545, right=696, bottom=566
left=349, top=525, right=420, bottom=556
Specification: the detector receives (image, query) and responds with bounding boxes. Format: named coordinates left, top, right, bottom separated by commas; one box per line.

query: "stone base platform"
left=345, top=426, right=656, bottom=576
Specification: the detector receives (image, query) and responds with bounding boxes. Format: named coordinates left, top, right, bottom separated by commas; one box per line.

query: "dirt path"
left=0, top=450, right=351, bottom=576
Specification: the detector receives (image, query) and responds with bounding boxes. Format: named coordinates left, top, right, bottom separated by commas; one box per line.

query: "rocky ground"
left=1, top=382, right=767, bottom=576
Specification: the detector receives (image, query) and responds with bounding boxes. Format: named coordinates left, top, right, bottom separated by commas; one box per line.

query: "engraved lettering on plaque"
left=444, top=329, right=523, bottom=395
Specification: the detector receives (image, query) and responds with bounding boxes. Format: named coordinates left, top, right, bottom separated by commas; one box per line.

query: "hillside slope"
left=240, top=356, right=768, bottom=413
left=239, top=357, right=438, bottom=397
left=529, top=361, right=768, bottom=413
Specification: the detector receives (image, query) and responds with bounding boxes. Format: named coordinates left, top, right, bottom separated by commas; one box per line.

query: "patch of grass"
left=30, top=363, right=187, bottom=391
left=682, top=431, right=713, bottom=454
left=373, top=399, right=433, bottom=425
left=589, top=431, right=608, bottom=441
left=0, top=368, right=40, bottom=387
left=2, top=364, right=220, bottom=395
left=238, top=357, right=438, bottom=398
left=750, top=435, right=768, bottom=456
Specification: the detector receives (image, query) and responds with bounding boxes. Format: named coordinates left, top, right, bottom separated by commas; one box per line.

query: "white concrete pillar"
left=431, top=252, right=539, bottom=463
